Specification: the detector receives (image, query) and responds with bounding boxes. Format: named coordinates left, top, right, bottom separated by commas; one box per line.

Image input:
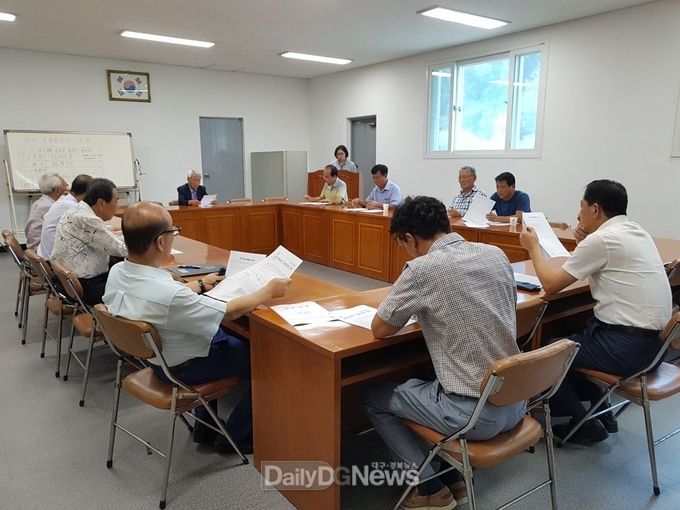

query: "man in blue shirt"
left=350, top=164, right=402, bottom=210
left=487, top=171, right=531, bottom=222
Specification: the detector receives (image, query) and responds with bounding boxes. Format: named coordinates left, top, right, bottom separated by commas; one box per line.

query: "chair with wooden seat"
left=516, top=298, right=548, bottom=351
left=22, top=250, right=76, bottom=376
left=557, top=312, right=680, bottom=496
left=2, top=231, right=48, bottom=343
left=262, top=196, right=288, bottom=203
left=51, top=259, right=105, bottom=406
left=395, top=339, right=580, bottom=510
left=94, top=304, right=248, bottom=509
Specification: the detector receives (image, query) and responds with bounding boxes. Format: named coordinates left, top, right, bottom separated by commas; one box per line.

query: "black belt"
left=595, top=319, right=660, bottom=339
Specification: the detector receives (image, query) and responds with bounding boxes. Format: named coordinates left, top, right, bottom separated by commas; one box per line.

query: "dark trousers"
left=152, top=329, right=252, bottom=443
left=79, top=272, right=109, bottom=306
left=550, top=317, right=662, bottom=420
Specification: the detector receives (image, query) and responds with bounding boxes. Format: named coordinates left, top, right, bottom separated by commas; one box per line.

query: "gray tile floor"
left=0, top=252, right=679, bottom=509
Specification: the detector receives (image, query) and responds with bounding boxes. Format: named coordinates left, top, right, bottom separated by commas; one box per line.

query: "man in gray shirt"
left=364, top=196, right=524, bottom=510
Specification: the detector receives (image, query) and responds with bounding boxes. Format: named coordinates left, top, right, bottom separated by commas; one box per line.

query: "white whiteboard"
left=3, top=130, right=137, bottom=191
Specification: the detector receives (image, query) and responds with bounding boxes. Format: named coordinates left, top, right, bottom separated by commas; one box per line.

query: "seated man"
left=487, top=171, right=530, bottom=222
left=304, top=165, right=348, bottom=204
left=177, top=169, right=212, bottom=206
left=37, top=174, right=92, bottom=259
left=448, top=165, right=486, bottom=217
left=520, top=179, right=671, bottom=444
left=103, top=202, right=291, bottom=452
left=25, top=173, right=68, bottom=250
left=350, top=164, right=402, bottom=210
left=363, top=196, right=524, bottom=509
left=51, top=178, right=127, bottom=306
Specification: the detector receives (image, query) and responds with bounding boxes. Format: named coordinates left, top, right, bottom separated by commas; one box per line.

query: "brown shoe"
left=400, top=487, right=456, bottom=510
left=447, top=481, right=467, bottom=504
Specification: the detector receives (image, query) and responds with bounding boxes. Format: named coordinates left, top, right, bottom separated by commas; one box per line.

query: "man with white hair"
left=24, top=173, right=68, bottom=250
left=177, top=169, right=212, bottom=206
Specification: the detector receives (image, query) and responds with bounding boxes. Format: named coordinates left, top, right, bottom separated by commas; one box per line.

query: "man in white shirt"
left=51, top=178, right=127, bottom=305
left=104, top=202, right=291, bottom=452
left=520, top=179, right=671, bottom=444
left=24, top=173, right=68, bottom=250
left=37, top=174, right=92, bottom=259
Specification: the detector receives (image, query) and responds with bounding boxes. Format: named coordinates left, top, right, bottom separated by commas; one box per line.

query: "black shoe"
left=214, top=433, right=253, bottom=455
left=192, top=421, right=218, bottom=445
left=553, top=418, right=609, bottom=445
left=598, top=411, right=619, bottom=433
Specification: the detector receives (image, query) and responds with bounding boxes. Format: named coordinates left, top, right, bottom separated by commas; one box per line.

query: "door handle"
left=204, top=173, right=211, bottom=178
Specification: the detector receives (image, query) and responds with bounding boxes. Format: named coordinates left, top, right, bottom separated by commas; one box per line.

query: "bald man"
left=103, top=202, right=291, bottom=453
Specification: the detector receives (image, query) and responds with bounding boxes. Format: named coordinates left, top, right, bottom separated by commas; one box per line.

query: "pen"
left=178, top=264, right=201, bottom=269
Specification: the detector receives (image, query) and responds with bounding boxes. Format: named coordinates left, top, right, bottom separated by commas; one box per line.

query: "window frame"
left=425, top=42, right=548, bottom=159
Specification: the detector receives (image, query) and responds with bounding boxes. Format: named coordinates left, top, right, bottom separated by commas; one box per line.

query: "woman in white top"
left=330, top=144, right=358, bottom=171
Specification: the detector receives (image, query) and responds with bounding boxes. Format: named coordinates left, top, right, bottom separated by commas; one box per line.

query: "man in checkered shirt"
left=447, top=165, right=487, bottom=217
left=363, top=196, right=524, bottom=510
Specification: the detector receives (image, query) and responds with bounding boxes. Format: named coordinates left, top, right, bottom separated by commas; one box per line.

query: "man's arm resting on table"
left=525, top=246, right=576, bottom=295
left=371, top=313, right=404, bottom=338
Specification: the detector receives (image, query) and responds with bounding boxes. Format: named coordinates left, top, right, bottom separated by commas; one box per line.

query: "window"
left=427, top=45, right=546, bottom=156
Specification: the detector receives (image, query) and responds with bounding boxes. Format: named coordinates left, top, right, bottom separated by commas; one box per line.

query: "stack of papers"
left=522, top=212, right=571, bottom=258
left=206, top=246, right=302, bottom=302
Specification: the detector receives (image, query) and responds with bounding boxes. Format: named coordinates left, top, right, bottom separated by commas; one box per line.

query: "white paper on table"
left=343, top=207, right=366, bottom=211
left=463, top=194, right=495, bottom=225
left=271, top=301, right=334, bottom=326
left=522, top=212, right=571, bottom=258
left=170, top=248, right=183, bottom=255
left=298, top=201, right=327, bottom=206
left=199, top=194, right=217, bottom=207
left=358, top=209, right=383, bottom=213
left=462, top=220, right=489, bottom=229
left=225, top=250, right=266, bottom=278
left=514, top=273, right=542, bottom=286
left=206, top=245, right=302, bottom=301
left=330, top=305, right=417, bottom=331
left=487, top=221, right=508, bottom=226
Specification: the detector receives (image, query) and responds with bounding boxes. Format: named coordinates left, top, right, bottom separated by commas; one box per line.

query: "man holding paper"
left=103, top=202, right=291, bottom=453
left=363, top=196, right=523, bottom=509
left=177, top=169, right=214, bottom=206
left=520, top=180, right=671, bottom=444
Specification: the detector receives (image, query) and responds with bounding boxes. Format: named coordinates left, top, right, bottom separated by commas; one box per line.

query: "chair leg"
left=544, top=404, right=559, bottom=510
left=202, top=396, right=248, bottom=465
left=79, top=329, right=97, bottom=407
left=392, top=447, right=439, bottom=510
left=40, top=293, right=50, bottom=358
left=21, top=283, right=30, bottom=345
left=107, top=358, right=124, bottom=469
left=18, top=274, right=27, bottom=328
left=63, top=318, right=77, bottom=382
left=641, top=380, right=660, bottom=496
left=15, top=272, right=24, bottom=317
left=160, top=391, right=179, bottom=510
left=55, top=306, right=64, bottom=378
left=461, top=437, right=477, bottom=510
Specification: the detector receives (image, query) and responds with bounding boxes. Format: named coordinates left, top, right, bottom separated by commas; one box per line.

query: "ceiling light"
left=0, top=12, right=16, bottom=22
left=419, top=6, right=508, bottom=30
left=120, top=31, right=214, bottom=48
left=281, top=52, right=351, bottom=65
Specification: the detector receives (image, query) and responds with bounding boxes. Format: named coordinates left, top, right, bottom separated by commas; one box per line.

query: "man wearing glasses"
left=103, top=202, right=291, bottom=454
left=447, top=165, right=486, bottom=217
left=51, top=177, right=127, bottom=306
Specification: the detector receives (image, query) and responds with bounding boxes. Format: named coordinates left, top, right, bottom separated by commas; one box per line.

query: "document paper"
left=225, top=250, right=266, bottom=278
left=271, top=301, right=334, bottom=326
left=199, top=194, right=217, bottom=207
left=522, top=212, right=571, bottom=258
left=463, top=194, right=495, bottom=227
left=206, top=245, right=302, bottom=301
left=331, top=305, right=417, bottom=331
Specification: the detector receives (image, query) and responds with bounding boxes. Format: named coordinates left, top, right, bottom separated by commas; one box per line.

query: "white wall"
left=309, top=0, right=680, bottom=238
left=0, top=48, right=309, bottom=230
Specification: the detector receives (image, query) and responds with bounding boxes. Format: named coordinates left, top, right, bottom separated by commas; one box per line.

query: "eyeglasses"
left=155, top=226, right=182, bottom=240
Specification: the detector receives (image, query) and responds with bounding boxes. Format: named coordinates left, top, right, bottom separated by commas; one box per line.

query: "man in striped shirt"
left=448, top=165, right=486, bottom=217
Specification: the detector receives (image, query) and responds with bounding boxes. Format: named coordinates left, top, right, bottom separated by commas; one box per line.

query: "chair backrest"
left=2, top=229, right=25, bottom=269
left=22, top=249, right=49, bottom=287
left=481, top=339, right=579, bottom=407
left=227, top=198, right=252, bottom=204
left=168, top=200, right=179, bottom=206
left=94, top=304, right=163, bottom=359
left=660, top=311, right=680, bottom=350
left=548, top=221, right=569, bottom=230
left=516, top=299, right=548, bottom=349
left=667, top=263, right=680, bottom=288
left=262, top=196, right=288, bottom=203
left=50, top=259, right=86, bottom=306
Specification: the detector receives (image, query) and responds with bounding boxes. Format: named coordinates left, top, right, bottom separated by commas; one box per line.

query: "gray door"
left=350, top=116, right=377, bottom=198
left=199, top=117, right=244, bottom=200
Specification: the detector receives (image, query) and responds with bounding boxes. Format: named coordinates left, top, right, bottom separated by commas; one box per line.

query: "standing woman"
left=330, top=144, right=358, bottom=171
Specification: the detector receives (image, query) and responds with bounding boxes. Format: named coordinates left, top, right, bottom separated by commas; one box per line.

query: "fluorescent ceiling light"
left=281, top=52, right=351, bottom=65
left=120, top=31, right=214, bottom=48
left=419, top=6, right=508, bottom=30
left=0, top=12, right=16, bottom=22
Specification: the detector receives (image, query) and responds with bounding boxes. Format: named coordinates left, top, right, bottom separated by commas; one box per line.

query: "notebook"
left=166, top=264, right=225, bottom=277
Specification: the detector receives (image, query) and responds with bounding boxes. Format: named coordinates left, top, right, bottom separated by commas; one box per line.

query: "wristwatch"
left=198, top=279, right=206, bottom=293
